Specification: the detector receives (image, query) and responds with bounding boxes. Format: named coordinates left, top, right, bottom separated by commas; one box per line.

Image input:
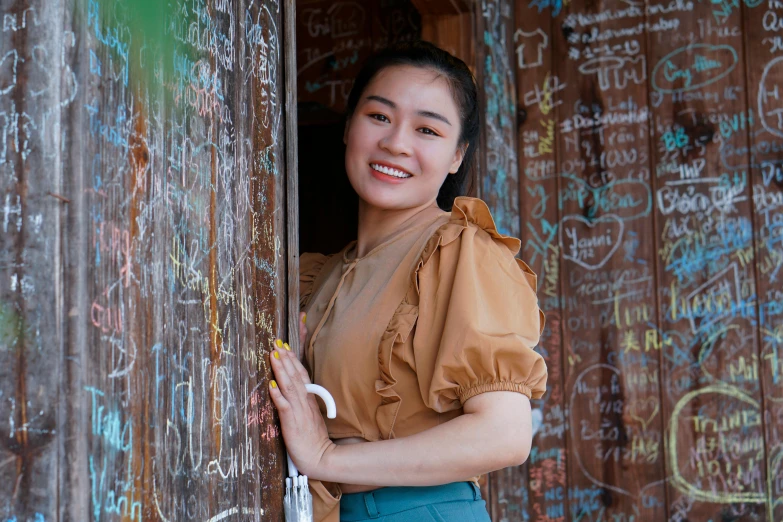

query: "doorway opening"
left=294, top=0, right=477, bottom=257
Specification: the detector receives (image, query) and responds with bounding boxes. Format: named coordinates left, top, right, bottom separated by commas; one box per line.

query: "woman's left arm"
left=321, top=391, right=532, bottom=486
left=268, top=343, right=533, bottom=486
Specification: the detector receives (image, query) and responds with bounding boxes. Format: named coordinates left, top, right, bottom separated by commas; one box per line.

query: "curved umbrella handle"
left=304, top=384, right=337, bottom=419
left=287, top=384, right=337, bottom=478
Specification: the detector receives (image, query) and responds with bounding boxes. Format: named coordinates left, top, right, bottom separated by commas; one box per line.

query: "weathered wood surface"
left=511, top=0, right=783, bottom=519
left=0, top=0, right=291, bottom=520
left=296, top=0, right=421, bottom=120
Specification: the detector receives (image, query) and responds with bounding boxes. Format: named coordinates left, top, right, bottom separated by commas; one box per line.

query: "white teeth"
left=371, top=163, right=411, bottom=178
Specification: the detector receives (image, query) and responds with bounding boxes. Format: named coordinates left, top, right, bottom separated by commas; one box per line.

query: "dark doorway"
left=295, top=0, right=422, bottom=256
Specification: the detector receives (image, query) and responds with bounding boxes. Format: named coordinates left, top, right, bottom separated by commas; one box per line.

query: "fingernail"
left=284, top=343, right=291, bottom=351
left=302, top=313, right=307, bottom=323
left=274, top=351, right=280, bottom=359
left=275, top=339, right=283, bottom=348
left=271, top=380, right=277, bottom=388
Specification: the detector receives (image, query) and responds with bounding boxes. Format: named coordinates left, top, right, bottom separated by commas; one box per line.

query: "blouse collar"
left=342, top=206, right=447, bottom=264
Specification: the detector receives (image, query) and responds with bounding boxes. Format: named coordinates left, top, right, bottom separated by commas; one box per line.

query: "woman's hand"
left=269, top=312, right=335, bottom=478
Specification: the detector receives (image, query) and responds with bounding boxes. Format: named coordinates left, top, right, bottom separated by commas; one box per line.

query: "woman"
left=269, top=41, right=547, bottom=522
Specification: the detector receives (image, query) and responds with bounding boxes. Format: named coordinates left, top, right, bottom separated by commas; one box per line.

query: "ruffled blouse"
left=299, top=197, right=547, bottom=522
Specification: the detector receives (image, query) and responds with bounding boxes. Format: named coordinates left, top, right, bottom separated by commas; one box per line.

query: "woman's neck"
left=355, top=199, right=440, bottom=258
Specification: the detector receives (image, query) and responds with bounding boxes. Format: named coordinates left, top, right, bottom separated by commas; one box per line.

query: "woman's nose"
left=379, top=126, right=412, bottom=156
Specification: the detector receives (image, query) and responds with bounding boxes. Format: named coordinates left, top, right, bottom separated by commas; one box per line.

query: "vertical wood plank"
left=2, top=0, right=290, bottom=519
left=513, top=0, right=568, bottom=520
left=0, top=1, right=70, bottom=520
left=646, top=0, right=769, bottom=518
left=285, top=0, right=301, bottom=354
left=475, top=0, right=520, bottom=238
left=742, top=0, right=783, bottom=519
left=552, top=0, right=668, bottom=518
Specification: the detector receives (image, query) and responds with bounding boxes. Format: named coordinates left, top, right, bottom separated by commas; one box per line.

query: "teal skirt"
left=339, top=481, right=491, bottom=522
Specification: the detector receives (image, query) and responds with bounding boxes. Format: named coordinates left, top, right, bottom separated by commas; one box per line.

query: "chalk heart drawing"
left=669, top=383, right=766, bottom=504
left=560, top=214, right=624, bottom=270
left=758, top=56, right=783, bottom=139
left=629, top=398, right=659, bottom=430
left=569, top=364, right=633, bottom=498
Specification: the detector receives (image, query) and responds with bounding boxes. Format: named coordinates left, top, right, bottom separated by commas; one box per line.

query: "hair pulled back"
left=344, top=41, right=479, bottom=211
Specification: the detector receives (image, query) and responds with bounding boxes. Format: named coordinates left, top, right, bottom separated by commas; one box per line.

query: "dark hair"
left=344, top=41, right=479, bottom=211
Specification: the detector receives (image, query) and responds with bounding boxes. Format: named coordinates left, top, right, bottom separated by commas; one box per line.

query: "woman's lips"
left=369, top=163, right=412, bottom=184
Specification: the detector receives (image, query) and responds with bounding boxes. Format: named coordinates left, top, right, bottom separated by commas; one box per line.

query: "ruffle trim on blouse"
left=374, top=196, right=542, bottom=439
left=375, top=301, right=418, bottom=440
left=299, top=252, right=330, bottom=310
left=416, top=197, right=539, bottom=293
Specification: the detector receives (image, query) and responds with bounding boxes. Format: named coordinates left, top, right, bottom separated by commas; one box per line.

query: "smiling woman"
left=269, top=41, right=547, bottom=522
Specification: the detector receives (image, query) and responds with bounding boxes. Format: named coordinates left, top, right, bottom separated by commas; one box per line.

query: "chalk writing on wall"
left=0, top=0, right=290, bottom=520
left=513, top=0, right=783, bottom=519
left=296, top=0, right=420, bottom=118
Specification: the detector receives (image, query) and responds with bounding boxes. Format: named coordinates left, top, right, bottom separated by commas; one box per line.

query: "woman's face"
left=343, top=65, right=465, bottom=211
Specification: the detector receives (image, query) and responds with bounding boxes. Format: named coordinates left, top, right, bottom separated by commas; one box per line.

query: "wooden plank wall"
left=0, top=0, right=291, bottom=520
left=296, top=0, right=422, bottom=119
left=510, top=0, right=783, bottom=518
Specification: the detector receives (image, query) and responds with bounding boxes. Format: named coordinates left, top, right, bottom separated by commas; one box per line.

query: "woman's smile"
left=369, top=162, right=413, bottom=183
left=343, top=64, right=464, bottom=212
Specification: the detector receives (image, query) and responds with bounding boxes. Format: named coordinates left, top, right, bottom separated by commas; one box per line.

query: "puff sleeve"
left=299, top=252, right=329, bottom=310
left=413, top=198, right=547, bottom=412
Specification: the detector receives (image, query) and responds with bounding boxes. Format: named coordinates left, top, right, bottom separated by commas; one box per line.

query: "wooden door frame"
left=282, top=0, right=519, bottom=345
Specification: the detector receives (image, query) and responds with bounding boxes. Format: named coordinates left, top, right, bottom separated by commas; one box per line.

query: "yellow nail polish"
left=303, top=313, right=307, bottom=323
left=271, top=380, right=277, bottom=388
left=274, top=351, right=280, bottom=359
left=275, top=339, right=283, bottom=348
left=284, top=343, right=291, bottom=351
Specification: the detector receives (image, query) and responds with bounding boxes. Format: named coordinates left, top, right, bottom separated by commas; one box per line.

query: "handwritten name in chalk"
left=563, top=0, right=693, bottom=29
left=168, top=235, right=254, bottom=326
left=696, top=18, right=741, bottom=39
left=690, top=409, right=763, bottom=434
left=84, top=386, right=132, bottom=453
left=656, top=179, right=747, bottom=217
left=89, top=454, right=143, bottom=522
left=86, top=0, right=129, bottom=86
left=652, top=44, right=738, bottom=93
left=84, top=101, right=132, bottom=152
left=2, top=7, right=40, bottom=33
left=668, top=264, right=742, bottom=328
left=301, top=3, right=366, bottom=39
left=562, top=214, right=624, bottom=270
left=560, top=108, right=649, bottom=133
left=662, top=54, right=723, bottom=90
left=568, top=17, right=680, bottom=46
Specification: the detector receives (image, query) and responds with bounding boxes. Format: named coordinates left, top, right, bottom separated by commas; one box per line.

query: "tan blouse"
left=299, top=197, right=547, bottom=522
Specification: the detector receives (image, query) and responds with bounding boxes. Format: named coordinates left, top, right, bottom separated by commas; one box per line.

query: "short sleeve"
left=413, top=198, right=547, bottom=412
left=299, top=252, right=329, bottom=310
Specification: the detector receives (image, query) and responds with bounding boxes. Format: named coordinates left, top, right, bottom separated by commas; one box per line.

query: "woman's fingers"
left=270, top=338, right=321, bottom=416
left=299, top=312, right=307, bottom=349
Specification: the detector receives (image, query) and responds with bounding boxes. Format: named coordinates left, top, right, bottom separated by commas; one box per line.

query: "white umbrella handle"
left=287, top=384, right=337, bottom=478
left=305, top=384, right=337, bottom=419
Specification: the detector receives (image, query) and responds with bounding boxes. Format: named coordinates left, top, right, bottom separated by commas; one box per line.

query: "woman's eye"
left=370, top=114, right=389, bottom=123
left=419, top=127, right=439, bottom=136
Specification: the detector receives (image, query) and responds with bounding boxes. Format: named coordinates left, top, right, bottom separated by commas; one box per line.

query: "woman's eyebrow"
left=365, top=95, right=452, bottom=126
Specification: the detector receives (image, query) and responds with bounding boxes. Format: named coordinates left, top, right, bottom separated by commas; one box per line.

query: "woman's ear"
left=448, top=143, right=467, bottom=174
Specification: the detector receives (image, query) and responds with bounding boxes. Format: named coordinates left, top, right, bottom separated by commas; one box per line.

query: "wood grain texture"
left=513, top=0, right=568, bottom=519
left=484, top=0, right=782, bottom=520
left=0, top=0, right=289, bottom=519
